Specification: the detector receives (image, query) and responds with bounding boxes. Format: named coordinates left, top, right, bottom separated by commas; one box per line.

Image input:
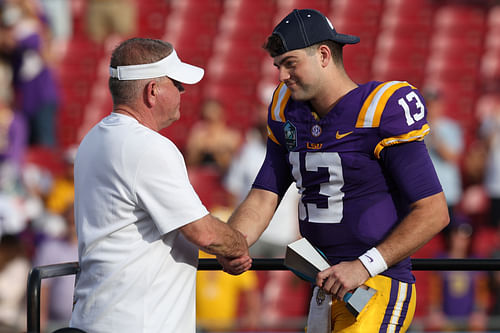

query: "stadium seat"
left=433, top=4, right=487, bottom=35
left=372, top=52, right=426, bottom=87
left=187, top=166, right=231, bottom=209
left=487, top=5, right=500, bottom=28
left=429, top=32, right=484, bottom=56
left=480, top=50, right=500, bottom=82
left=330, top=0, right=382, bottom=26
left=427, top=50, right=481, bottom=74
left=383, top=0, right=436, bottom=15
left=375, top=31, right=429, bottom=59
left=136, top=0, right=169, bottom=38
left=343, top=46, right=374, bottom=84
left=380, top=11, right=433, bottom=36
left=484, top=27, right=500, bottom=52
left=277, top=0, right=330, bottom=13
left=206, top=50, right=264, bottom=83
left=475, top=93, right=500, bottom=120
left=225, top=0, right=276, bottom=16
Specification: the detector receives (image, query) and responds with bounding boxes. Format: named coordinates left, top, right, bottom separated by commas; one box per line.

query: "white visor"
left=109, top=49, right=204, bottom=84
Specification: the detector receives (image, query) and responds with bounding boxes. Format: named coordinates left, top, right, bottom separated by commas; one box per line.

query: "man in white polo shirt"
left=69, top=38, right=251, bottom=333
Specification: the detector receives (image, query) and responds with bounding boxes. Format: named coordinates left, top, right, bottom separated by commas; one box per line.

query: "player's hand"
left=316, top=259, right=370, bottom=300
left=216, top=254, right=252, bottom=275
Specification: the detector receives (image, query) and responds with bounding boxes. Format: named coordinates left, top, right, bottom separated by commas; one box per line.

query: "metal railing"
left=27, top=258, right=500, bottom=333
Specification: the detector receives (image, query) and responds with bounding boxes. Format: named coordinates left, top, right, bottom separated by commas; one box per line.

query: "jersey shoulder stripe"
left=270, top=82, right=291, bottom=122
left=267, top=125, right=280, bottom=145
left=374, top=123, right=430, bottom=158
left=356, top=81, right=416, bottom=128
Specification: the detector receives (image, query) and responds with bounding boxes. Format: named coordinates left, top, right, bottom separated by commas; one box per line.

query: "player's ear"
left=318, top=45, right=331, bottom=67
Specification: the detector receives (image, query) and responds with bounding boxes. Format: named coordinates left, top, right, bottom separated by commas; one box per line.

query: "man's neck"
left=113, top=104, right=159, bottom=131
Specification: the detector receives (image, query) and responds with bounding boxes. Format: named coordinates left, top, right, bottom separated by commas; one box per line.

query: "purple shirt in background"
left=0, top=111, right=28, bottom=167
left=11, top=28, right=59, bottom=117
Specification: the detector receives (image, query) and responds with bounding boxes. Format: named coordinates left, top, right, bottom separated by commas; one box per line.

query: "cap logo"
left=325, top=17, right=334, bottom=30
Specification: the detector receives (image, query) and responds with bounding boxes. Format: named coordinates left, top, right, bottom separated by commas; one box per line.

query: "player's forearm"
left=376, top=191, right=449, bottom=268
left=227, top=188, right=279, bottom=247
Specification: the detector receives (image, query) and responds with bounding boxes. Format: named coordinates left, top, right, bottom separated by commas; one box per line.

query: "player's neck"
left=311, top=76, right=358, bottom=118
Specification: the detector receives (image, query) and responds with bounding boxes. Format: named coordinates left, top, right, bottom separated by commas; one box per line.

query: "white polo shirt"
left=70, top=113, right=208, bottom=332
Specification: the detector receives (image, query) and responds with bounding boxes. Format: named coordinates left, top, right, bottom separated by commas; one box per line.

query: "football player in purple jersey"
left=219, top=8, right=450, bottom=332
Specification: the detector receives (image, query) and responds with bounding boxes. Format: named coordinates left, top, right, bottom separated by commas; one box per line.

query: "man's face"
left=155, top=77, right=184, bottom=129
left=273, top=48, right=321, bottom=101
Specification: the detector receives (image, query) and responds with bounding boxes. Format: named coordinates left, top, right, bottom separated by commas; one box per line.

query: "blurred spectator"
left=85, top=0, right=137, bottom=44
left=0, top=88, right=28, bottom=170
left=479, top=99, right=500, bottom=228
left=0, top=56, right=28, bottom=172
left=424, top=88, right=464, bottom=229
left=426, top=221, right=489, bottom=331
left=196, top=251, right=260, bottom=332
left=0, top=234, right=30, bottom=333
left=33, top=203, right=77, bottom=333
left=186, top=99, right=242, bottom=174
left=0, top=0, right=60, bottom=147
left=224, top=104, right=299, bottom=258
left=45, top=146, right=75, bottom=215
left=0, top=58, right=25, bottom=164
left=0, top=192, right=26, bottom=238
left=39, top=0, right=73, bottom=61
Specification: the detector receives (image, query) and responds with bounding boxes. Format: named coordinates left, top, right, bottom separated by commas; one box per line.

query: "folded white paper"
left=284, top=238, right=330, bottom=282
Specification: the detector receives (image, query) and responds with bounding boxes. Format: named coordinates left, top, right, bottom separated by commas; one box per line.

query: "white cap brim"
left=109, top=49, right=204, bottom=84
left=165, top=60, right=204, bottom=84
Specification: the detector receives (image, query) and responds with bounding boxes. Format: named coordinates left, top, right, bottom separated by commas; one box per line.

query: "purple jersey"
left=253, top=81, right=443, bottom=283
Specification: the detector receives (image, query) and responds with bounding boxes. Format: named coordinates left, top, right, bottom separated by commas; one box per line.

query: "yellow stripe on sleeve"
left=356, top=81, right=415, bottom=128
left=374, top=124, right=430, bottom=159
left=267, top=126, right=280, bottom=145
left=270, top=83, right=291, bottom=122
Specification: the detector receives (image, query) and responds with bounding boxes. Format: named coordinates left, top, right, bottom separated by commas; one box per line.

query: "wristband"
left=358, top=247, right=388, bottom=277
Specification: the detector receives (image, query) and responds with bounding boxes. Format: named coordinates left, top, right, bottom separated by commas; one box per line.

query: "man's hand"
left=316, top=259, right=370, bottom=300
left=216, top=255, right=252, bottom=275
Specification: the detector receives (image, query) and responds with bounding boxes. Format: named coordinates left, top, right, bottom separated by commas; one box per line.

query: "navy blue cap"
left=272, top=9, right=360, bottom=55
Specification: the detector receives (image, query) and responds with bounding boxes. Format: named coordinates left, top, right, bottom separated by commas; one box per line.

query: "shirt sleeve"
left=252, top=138, right=294, bottom=197
left=380, top=140, right=443, bottom=203
left=135, top=139, right=209, bottom=235
left=375, top=85, right=430, bottom=159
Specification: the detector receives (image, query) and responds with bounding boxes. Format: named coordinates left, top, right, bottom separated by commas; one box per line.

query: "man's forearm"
left=201, top=222, right=249, bottom=258
left=181, top=214, right=249, bottom=258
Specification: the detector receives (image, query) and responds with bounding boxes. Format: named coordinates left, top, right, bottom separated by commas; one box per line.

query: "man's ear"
left=145, top=80, right=157, bottom=107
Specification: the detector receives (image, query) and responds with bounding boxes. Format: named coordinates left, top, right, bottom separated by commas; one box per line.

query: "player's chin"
left=290, top=90, right=309, bottom=101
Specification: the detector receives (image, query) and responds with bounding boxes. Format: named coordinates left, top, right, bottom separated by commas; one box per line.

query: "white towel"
left=306, top=286, right=332, bottom=333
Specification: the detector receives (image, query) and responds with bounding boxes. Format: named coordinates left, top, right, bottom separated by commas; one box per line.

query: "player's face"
left=155, top=77, right=184, bottom=129
left=273, top=48, right=321, bottom=101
